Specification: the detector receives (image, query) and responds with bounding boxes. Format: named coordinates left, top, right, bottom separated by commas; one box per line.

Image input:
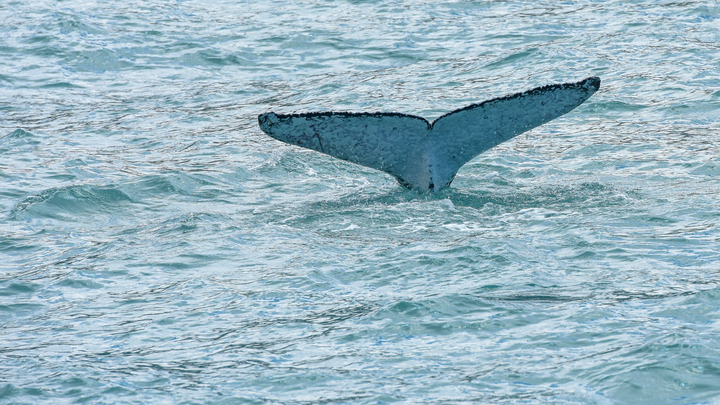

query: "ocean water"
left=2, top=0, right=720, bottom=403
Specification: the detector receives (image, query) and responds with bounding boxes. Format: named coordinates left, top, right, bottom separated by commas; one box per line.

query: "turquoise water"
left=2, top=0, right=720, bottom=403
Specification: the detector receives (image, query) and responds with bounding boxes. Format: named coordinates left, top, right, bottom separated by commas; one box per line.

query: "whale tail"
left=258, top=76, right=600, bottom=192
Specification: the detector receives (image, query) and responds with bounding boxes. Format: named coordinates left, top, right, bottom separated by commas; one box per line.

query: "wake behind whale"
left=258, top=77, right=600, bottom=192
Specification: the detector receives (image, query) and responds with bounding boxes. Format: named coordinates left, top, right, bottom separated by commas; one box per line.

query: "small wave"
left=68, top=49, right=133, bottom=73
left=146, top=211, right=229, bottom=238
left=40, top=82, right=83, bottom=89
left=56, top=15, right=104, bottom=35
left=2, top=128, right=39, bottom=141
left=483, top=47, right=539, bottom=70
left=0, top=282, right=39, bottom=297
left=180, top=49, right=256, bottom=67
left=11, top=184, right=133, bottom=220
left=55, top=278, right=104, bottom=289
left=593, top=100, right=650, bottom=113
left=0, top=129, right=41, bottom=150
left=121, top=173, right=228, bottom=201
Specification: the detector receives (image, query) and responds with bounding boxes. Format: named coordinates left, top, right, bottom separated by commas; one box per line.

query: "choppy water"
left=2, top=0, right=720, bottom=403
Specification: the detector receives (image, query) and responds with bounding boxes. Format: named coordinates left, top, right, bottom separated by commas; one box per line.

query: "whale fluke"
left=258, top=76, right=600, bottom=192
